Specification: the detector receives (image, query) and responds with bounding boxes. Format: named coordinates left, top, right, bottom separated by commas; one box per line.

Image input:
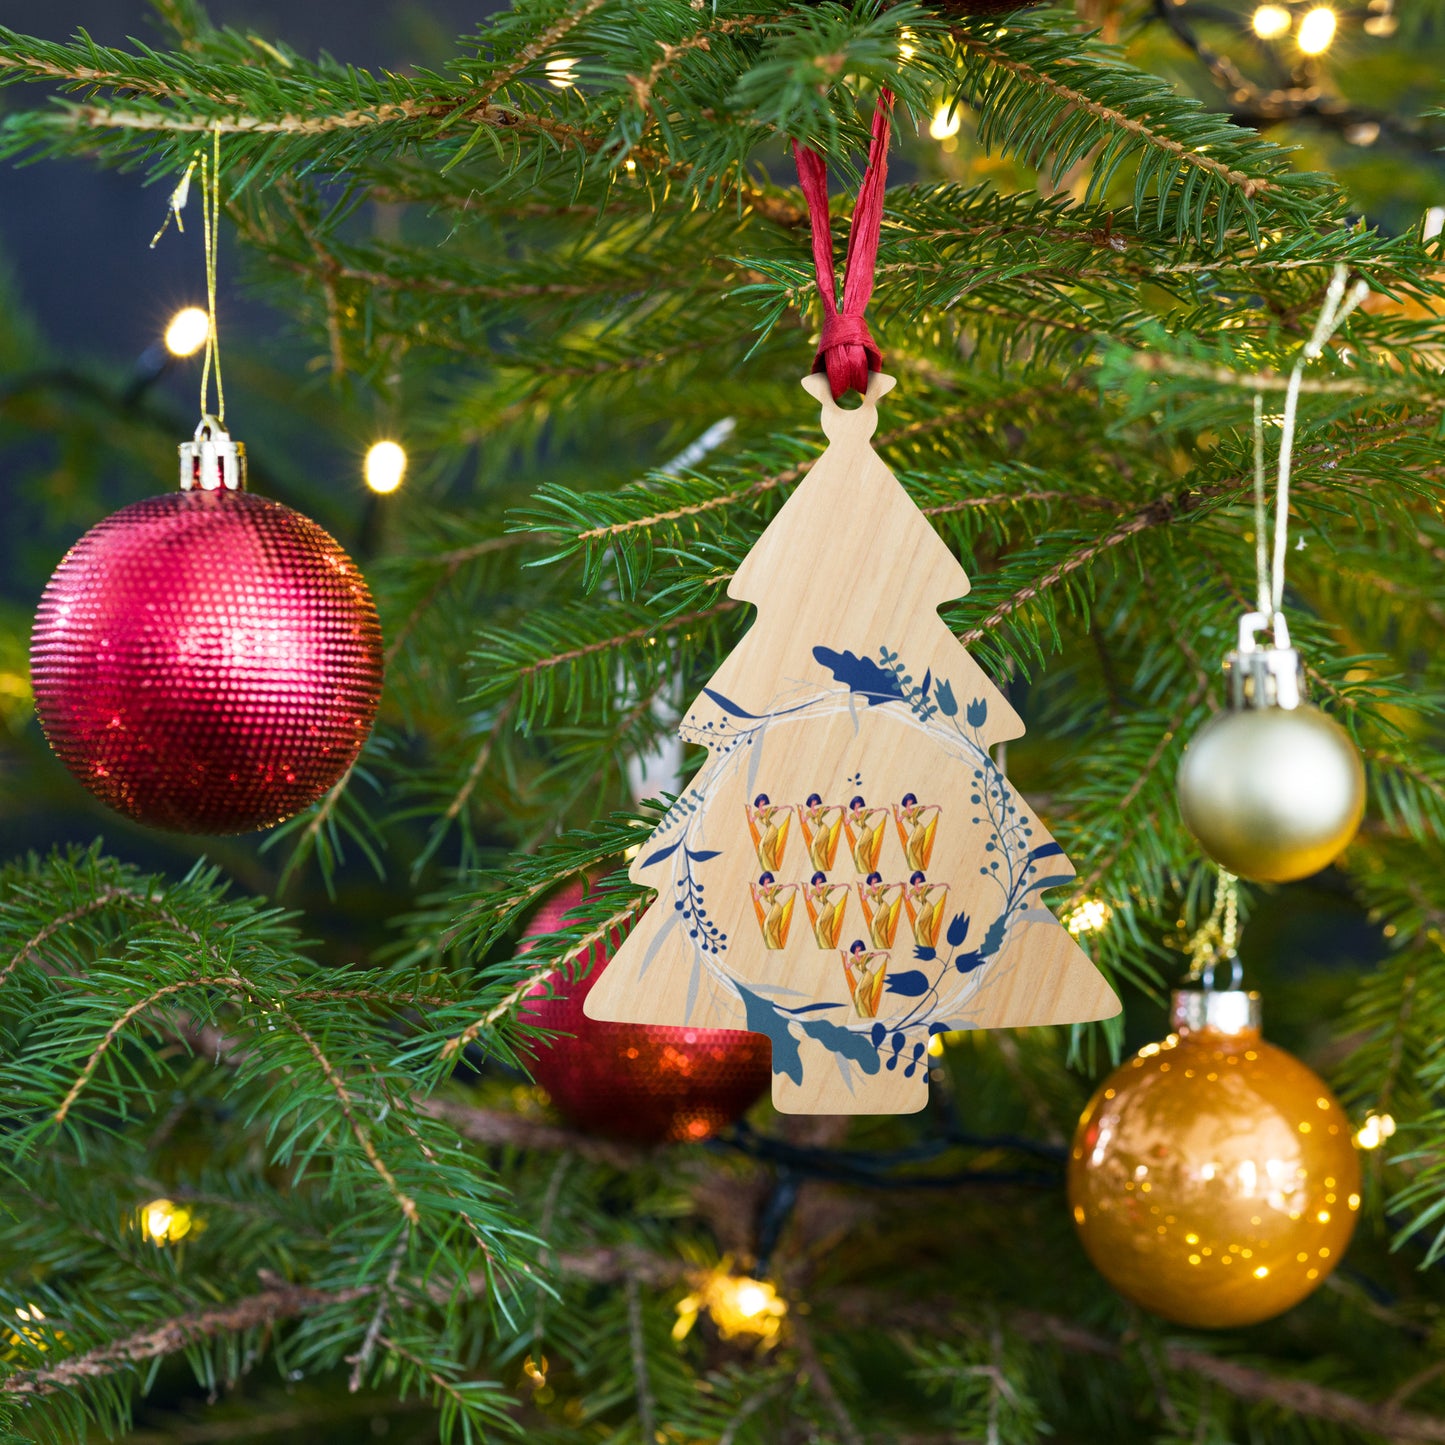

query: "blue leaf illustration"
left=935, top=679, right=958, bottom=717
left=735, top=984, right=802, bottom=1084
left=980, top=916, right=1008, bottom=958
left=954, top=950, right=986, bottom=974
left=800, top=1017, right=881, bottom=1074
left=966, top=697, right=989, bottom=728
left=945, top=911, right=971, bottom=948
left=640, top=839, right=680, bottom=868
left=913, top=945, right=937, bottom=963
left=812, top=646, right=904, bottom=706
left=920, top=668, right=932, bottom=699
left=1027, top=842, right=1066, bottom=864
left=1027, top=873, right=1075, bottom=897
left=779, top=1002, right=846, bottom=1015
left=702, top=687, right=762, bottom=719
left=685, top=848, right=722, bottom=863
left=883, top=969, right=931, bottom=997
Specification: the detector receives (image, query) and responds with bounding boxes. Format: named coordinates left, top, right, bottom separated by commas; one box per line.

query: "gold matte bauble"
left=1068, top=994, right=1360, bottom=1329
left=1176, top=704, right=1364, bottom=883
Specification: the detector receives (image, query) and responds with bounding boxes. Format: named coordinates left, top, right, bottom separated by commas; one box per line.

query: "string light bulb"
left=545, top=57, right=578, bottom=88
left=1297, top=6, right=1337, bottom=54
left=1251, top=4, right=1292, bottom=39
left=1065, top=898, right=1112, bottom=935
left=364, top=440, right=407, bottom=494
left=164, top=306, right=211, bottom=359
left=929, top=102, right=962, bottom=141
left=8, top=1303, right=52, bottom=1351
left=141, top=1198, right=194, bottom=1245
left=1355, top=1111, right=1396, bottom=1150
left=673, top=1262, right=787, bottom=1346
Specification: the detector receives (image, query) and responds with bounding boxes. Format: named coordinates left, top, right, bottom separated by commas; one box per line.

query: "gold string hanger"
left=1185, top=866, right=1239, bottom=987
left=151, top=124, right=225, bottom=428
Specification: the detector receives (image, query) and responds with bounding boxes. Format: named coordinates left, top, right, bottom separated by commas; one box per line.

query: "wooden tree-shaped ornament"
left=586, top=373, right=1121, bottom=1113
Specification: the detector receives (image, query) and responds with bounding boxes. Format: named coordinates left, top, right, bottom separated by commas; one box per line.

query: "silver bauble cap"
left=1171, top=987, right=1262, bottom=1037
left=179, top=416, right=247, bottom=493
left=1225, top=611, right=1302, bottom=711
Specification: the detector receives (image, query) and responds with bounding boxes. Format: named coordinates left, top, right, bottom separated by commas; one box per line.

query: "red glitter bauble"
left=521, top=881, right=771, bottom=1144
left=30, top=490, right=383, bottom=834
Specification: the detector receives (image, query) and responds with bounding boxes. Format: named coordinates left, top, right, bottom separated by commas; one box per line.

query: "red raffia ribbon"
left=792, top=89, right=894, bottom=400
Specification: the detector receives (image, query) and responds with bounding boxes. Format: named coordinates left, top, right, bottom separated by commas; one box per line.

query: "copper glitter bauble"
left=521, top=881, right=771, bottom=1144
left=30, top=488, right=383, bottom=834
left=1068, top=989, right=1360, bottom=1329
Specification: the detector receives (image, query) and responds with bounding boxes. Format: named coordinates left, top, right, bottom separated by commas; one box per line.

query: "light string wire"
left=1261, top=264, right=1371, bottom=619
left=197, top=124, right=225, bottom=428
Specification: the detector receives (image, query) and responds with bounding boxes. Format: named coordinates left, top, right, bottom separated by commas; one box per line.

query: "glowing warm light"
left=1354, top=1112, right=1396, bottom=1150
left=1251, top=4, right=1292, bottom=39
left=546, top=57, right=578, bottom=88
left=364, top=440, right=407, bottom=495
left=673, top=1263, right=787, bottom=1346
left=1297, top=7, right=1337, bottom=53
left=734, top=1282, right=770, bottom=1316
left=522, top=1354, right=548, bottom=1389
left=7, top=1303, right=56, bottom=1353
left=142, top=1198, right=194, bottom=1245
left=898, top=28, right=917, bottom=60
left=1066, top=898, right=1112, bottom=936
left=929, top=102, right=961, bottom=141
left=164, top=306, right=211, bottom=358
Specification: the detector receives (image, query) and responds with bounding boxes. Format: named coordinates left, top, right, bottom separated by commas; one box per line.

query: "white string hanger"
left=1253, top=264, right=1370, bottom=622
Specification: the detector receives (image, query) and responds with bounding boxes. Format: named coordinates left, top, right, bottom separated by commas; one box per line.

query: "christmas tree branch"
left=477, top=0, right=611, bottom=105
left=0, top=887, right=153, bottom=989
left=1128, top=350, right=1445, bottom=408
left=284, top=1018, right=421, bottom=1225
left=790, top=1313, right=864, bottom=1445
left=420, top=1098, right=644, bottom=1169
left=957, top=34, right=1276, bottom=199
left=0, top=1281, right=372, bottom=1399
left=51, top=973, right=250, bottom=1125
left=1012, top=1311, right=1445, bottom=1444
left=437, top=894, right=647, bottom=1063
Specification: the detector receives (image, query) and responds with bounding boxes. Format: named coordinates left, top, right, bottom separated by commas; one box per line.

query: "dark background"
left=0, top=1, right=485, bottom=362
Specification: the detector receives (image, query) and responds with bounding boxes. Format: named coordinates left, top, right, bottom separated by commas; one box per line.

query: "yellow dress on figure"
left=750, top=883, right=796, bottom=950
left=906, top=883, right=948, bottom=948
left=843, top=952, right=888, bottom=1018
left=859, top=882, right=903, bottom=949
left=802, top=804, right=844, bottom=873
left=805, top=883, right=849, bottom=949
left=894, top=803, right=940, bottom=873
left=846, top=808, right=888, bottom=875
left=747, top=804, right=791, bottom=872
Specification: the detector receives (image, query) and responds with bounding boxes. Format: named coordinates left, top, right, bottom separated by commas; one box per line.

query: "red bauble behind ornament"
left=521, top=880, right=771, bottom=1144
left=30, top=486, right=383, bottom=834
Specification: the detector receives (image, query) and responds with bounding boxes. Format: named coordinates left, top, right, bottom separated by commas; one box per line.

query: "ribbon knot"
left=793, top=91, right=894, bottom=401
